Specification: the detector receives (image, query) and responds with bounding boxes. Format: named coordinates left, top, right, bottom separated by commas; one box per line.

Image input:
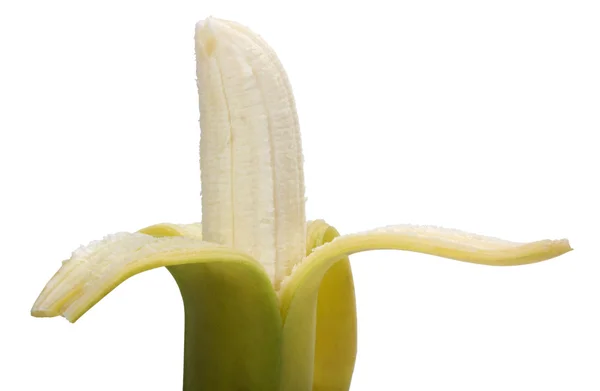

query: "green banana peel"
left=169, top=263, right=281, bottom=390
left=139, top=223, right=282, bottom=390
left=31, top=16, right=572, bottom=391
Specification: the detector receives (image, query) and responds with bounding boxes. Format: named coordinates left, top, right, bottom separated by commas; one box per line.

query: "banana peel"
left=32, top=221, right=570, bottom=390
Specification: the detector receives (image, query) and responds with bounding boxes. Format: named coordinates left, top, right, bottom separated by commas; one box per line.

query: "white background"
left=1, top=0, right=598, bottom=390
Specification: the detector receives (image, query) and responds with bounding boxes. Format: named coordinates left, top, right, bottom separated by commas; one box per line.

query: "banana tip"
left=195, top=17, right=218, bottom=56
left=559, top=238, right=573, bottom=253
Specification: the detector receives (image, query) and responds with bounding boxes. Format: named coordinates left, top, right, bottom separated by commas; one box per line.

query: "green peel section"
left=169, top=261, right=281, bottom=391
left=141, top=223, right=282, bottom=391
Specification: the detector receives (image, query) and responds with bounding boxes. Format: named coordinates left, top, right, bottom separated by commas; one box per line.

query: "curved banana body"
left=31, top=16, right=572, bottom=391
left=196, top=18, right=306, bottom=288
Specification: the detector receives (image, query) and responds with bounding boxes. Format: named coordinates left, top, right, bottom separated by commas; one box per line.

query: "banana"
left=31, top=17, right=572, bottom=391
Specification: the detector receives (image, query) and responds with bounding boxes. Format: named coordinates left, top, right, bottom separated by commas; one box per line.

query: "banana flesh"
left=196, top=18, right=306, bottom=288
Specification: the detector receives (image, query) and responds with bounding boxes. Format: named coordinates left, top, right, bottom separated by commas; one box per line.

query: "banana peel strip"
left=278, top=224, right=571, bottom=390
left=31, top=226, right=271, bottom=323
left=31, top=223, right=283, bottom=390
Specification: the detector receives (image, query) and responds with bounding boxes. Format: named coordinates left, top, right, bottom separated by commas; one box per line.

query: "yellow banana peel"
left=31, top=17, right=572, bottom=391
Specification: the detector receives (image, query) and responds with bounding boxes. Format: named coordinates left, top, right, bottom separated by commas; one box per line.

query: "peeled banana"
left=31, top=17, right=572, bottom=391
